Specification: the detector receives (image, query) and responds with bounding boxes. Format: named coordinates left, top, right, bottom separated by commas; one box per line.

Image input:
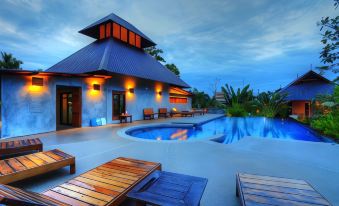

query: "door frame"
left=112, top=91, right=126, bottom=120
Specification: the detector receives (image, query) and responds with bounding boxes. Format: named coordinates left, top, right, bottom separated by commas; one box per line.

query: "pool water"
left=127, top=117, right=331, bottom=144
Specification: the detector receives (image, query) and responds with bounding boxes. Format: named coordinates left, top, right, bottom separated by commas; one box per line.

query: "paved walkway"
left=4, top=115, right=339, bottom=206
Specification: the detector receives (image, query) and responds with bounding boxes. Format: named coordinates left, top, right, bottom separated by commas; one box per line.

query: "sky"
left=0, top=0, right=337, bottom=95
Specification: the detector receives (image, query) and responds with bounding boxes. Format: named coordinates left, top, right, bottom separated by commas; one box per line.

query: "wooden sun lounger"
left=0, top=149, right=75, bottom=184
left=143, top=108, right=155, bottom=120
left=171, top=111, right=194, bottom=117
left=0, top=157, right=161, bottom=206
left=236, top=173, right=332, bottom=206
left=0, top=138, right=43, bottom=159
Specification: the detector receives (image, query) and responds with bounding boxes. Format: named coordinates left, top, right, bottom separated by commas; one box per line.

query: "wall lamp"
left=158, top=91, right=162, bottom=96
left=129, top=88, right=135, bottom=94
left=32, top=77, right=43, bottom=86
left=93, top=84, right=101, bottom=91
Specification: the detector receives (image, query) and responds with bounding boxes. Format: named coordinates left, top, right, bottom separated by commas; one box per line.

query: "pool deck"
left=3, top=114, right=339, bottom=206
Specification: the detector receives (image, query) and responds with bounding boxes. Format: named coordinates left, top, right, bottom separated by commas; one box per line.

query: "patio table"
left=119, top=114, right=132, bottom=123
left=127, top=170, right=208, bottom=206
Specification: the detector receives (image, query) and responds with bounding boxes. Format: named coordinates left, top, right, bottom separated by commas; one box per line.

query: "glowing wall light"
left=158, top=91, right=162, bottom=96
left=32, top=77, right=43, bottom=86
left=93, top=84, right=101, bottom=91
left=129, top=88, right=135, bottom=94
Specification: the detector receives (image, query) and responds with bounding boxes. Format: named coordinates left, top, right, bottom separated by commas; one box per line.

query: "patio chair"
left=0, top=138, right=43, bottom=160
left=236, top=173, right=332, bottom=206
left=0, top=157, right=161, bottom=206
left=0, top=149, right=75, bottom=184
left=143, top=108, right=155, bottom=120
left=158, top=108, right=169, bottom=118
left=171, top=110, right=194, bottom=117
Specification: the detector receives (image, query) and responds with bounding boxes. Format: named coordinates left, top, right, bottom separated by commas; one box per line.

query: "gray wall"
left=1, top=74, right=191, bottom=138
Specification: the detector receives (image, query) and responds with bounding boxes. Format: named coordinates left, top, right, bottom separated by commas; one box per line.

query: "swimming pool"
left=126, top=117, right=331, bottom=143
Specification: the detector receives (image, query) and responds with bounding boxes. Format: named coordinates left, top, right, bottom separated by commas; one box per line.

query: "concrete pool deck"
left=4, top=115, right=339, bottom=205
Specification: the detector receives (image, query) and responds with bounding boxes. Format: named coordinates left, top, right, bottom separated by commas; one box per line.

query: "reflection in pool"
left=127, top=117, right=331, bottom=144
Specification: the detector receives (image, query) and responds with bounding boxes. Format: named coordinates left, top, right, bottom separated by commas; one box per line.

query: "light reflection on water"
left=128, top=117, right=330, bottom=144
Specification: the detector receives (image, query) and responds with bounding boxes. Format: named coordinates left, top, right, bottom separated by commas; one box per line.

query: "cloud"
left=5, top=0, right=42, bottom=12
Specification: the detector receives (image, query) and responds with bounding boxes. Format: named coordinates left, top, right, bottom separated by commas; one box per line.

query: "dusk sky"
left=0, top=0, right=337, bottom=94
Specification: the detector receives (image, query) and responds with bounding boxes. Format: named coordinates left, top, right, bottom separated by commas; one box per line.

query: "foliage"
left=0, top=52, right=23, bottom=69
left=311, top=113, right=339, bottom=138
left=255, top=91, right=288, bottom=118
left=317, top=0, right=338, bottom=81
left=227, top=103, right=247, bottom=117
left=165, top=63, right=180, bottom=77
left=144, top=46, right=166, bottom=63
left=191, top=88, right=225, bottom=109
left=221, top=84, right=254, bottom=116
left=310, top=86, right=339, bottom=139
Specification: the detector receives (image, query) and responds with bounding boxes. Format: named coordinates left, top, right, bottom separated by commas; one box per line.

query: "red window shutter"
left=129, top=31, right=135, bottom=46
left=121, top=27, right=128, bottom=42
left=99, top=24, right=105, bottom=39
left=113, top=23, right=120, bottom=39
left=135, top=35, right=141, bottom=48
left=106, top=23, right=111, bottom=38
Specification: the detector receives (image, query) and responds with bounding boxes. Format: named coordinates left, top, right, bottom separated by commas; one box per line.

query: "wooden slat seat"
left=143, top=108, right=155, bottom=120
left=43, top=157, right=161, bottom=206
left=0, top=149, right=75, bottom=184
left=236, top=173, right=332, bottom=206
left=158, top=108, right=169, bottom=118
left=0, top=138, right=43, bottom=159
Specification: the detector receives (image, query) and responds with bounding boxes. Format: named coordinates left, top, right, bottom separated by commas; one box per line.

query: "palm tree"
left=0, top=52, right=23, bottom=69
left=221, top=84, right=254, bottom=116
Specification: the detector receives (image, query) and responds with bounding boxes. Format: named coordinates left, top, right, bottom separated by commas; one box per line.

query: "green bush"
left=311, top=112, right=339, bottom=139
left=227, top=104, right=247, bottom=117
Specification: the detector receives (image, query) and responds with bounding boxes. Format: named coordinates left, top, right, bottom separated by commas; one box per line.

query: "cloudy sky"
left=0, top=0, right=337, bottom=94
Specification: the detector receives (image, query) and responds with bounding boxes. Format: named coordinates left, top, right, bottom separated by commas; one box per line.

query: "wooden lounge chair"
left=236, top=173, right=332, bottom=206
left=171, top=110, right=194, bottom=117
left=143, top=108, right=155, bottom=120
left=0, top=149, right=75, bottom=184
left=158, top=108, right=169, bottom=118
left=0, top=157, right=161, bottom=206
left=0, top=138, right=43, bottom=159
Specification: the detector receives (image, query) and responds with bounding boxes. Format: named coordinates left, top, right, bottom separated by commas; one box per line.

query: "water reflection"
left=128, top=117, right=327, bottom=143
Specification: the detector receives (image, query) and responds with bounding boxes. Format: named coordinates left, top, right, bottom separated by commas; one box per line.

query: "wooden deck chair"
left=158, top=108, right=169, bottom=118
left=0, top=149, right=75, bottom=184
left=143, top=108, right=155, bottom=120
left=0, top=138, right=43, bottom=159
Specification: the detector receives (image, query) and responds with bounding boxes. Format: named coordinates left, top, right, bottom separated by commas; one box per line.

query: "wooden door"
left=112, top=91, right=126, bottom=120
left=72, top=88, right=82, bottom=127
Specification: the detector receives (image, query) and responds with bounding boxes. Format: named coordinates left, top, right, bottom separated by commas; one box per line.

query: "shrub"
left=311, top=112, right=339, bottom=139
left=227, top=103, right=247, bottom=117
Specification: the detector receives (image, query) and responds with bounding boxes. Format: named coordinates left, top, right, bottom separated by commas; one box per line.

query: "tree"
left=165, top=63, right=180, bottom=76
left=255, top=91, right=288, bottom=118
left=191, top=88, right=210, bottom=108
left=0, top=52, right=23, bottom=70
left=144, top=46, right=166, bottom=63
left=317, top=0, right=339, bottom=79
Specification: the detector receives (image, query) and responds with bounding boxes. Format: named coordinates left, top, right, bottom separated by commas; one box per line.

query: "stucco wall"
left=1, top=74, right=191, bottom=138
left=291, top=100, right=311, bottom=117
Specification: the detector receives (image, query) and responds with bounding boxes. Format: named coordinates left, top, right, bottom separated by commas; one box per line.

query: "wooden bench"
left=236, top=173, right=332, bottom=206
left=0, top=138, right=43, bottom=159
left=143, top=108, right=155, bottom=120
left=0, top=149, right=75, bottom=184
left=0, top=157, right=160, bottom=206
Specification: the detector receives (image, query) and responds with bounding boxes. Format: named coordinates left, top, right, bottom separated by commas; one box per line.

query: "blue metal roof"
left=79, top=13, right=156, bottom=48
left=280, top=70, right=335, bottom=100
left=46, top=38, right=190, bottom=88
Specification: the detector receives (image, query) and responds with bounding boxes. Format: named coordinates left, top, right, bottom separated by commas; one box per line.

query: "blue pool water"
left=127, top=117, right=331, bottom=144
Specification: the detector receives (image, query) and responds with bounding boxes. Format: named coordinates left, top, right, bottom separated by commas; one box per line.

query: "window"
left=129, top=31, right=136, bottom=46
left=120, top=27, right=128, bottom=42
left=99, top=25, right=105, bottom=39
left=113, top=23, right=120, bottom=39
left=136, top=35, right=141, bottom=48
left=170, top=97, right=188, bottom=104
left=106, top=23, right=111, bottom=38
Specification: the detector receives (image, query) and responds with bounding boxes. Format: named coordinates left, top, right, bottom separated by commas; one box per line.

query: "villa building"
left=0, top=13, right=191, bottom=139
left=280, top=70, right=335, bottom=118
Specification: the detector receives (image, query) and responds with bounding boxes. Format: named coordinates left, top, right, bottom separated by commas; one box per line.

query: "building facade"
left=280, top=70, right=335, bottom=118
left=0, top=13, right=191, bottom=139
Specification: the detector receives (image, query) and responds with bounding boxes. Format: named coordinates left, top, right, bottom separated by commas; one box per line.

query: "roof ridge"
left=98, top=39, right=113, bottom=70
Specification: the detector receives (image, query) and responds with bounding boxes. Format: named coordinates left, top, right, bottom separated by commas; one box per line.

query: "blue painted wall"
left=1, top=74, right=191, bottom=138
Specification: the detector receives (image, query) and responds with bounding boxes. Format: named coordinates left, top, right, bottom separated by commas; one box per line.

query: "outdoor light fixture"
left=129, top=88, right=135, bottom=93
left=93, top=84, right=101, bottom=91
left=158, top=91, right=162, bottom=96
left=32, top=77, right=43, bottom=86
